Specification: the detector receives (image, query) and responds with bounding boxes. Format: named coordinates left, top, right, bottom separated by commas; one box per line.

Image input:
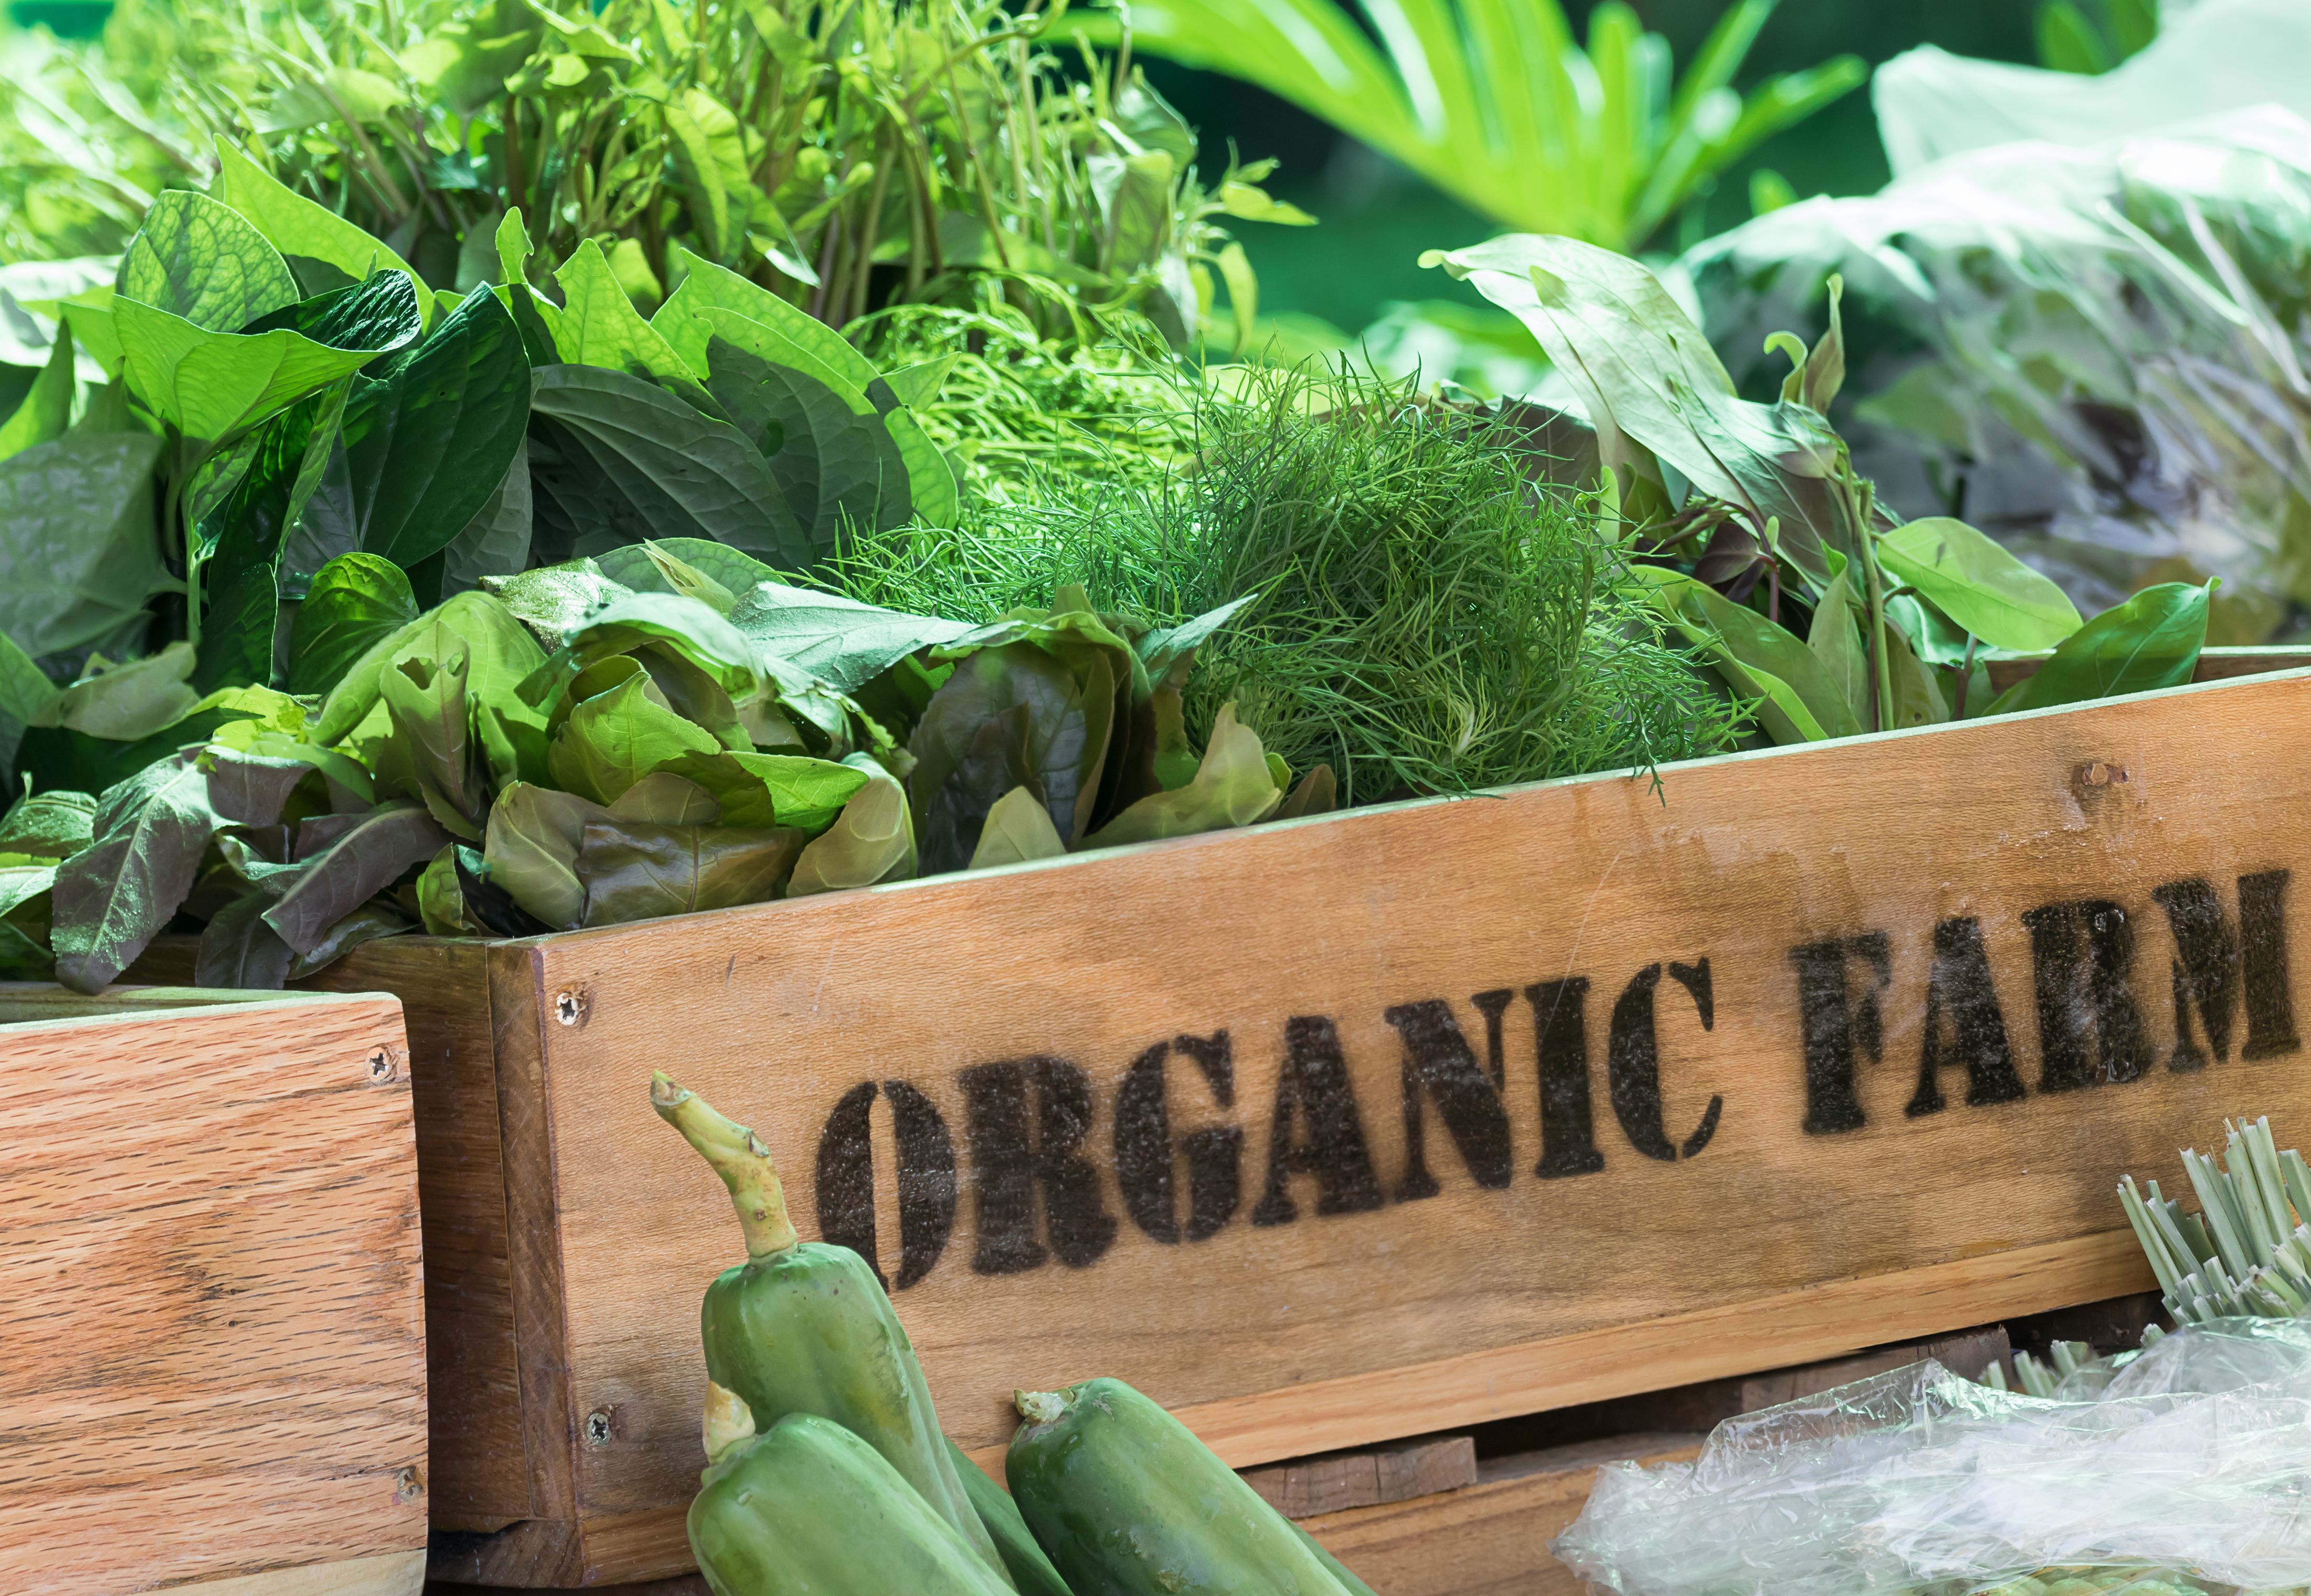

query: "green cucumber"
left=947, top=1436, right=1075, bottom=1596
left=1006, top=1378, right=1362, bottom=1596
left=1291, top=1522, right=1379, bottom=1596
left=690, top=1403, right=1014, bottom=1596
left=655, top=1073, right=1014, bottom=1589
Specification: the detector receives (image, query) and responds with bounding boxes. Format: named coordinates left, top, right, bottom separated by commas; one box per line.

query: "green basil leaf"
left=660, top=747, right=866, bottom=832
left=50, top=750, right=225, bottom=991
left=551, top=238, right=711, bottom=408
left=1994, top=581, right=2212, bottom=714
left=262, top=800, right=449, bottom=954
left=726, top=581, right=972, bottom=691
left=1083, top=704, right=1284, bottom=848
left=785, top=755, right=914, bottom=895
left=1877, top=517, right=2082, bottom=653
left=483, top=781, right=609, bottom=929
left=0, top=323, right=75, bottom=462
left=546, top=669, right=723, bottom=803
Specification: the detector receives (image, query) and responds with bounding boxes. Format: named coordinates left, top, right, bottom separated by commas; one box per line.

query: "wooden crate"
left=0, top=984, right=428, bottom=1596
left=146, top=668, right=2311, bottom=1587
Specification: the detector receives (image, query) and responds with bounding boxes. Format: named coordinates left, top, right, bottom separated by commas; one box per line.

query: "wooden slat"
left=502, top=669, right=2308, bottom=1581
left=0, top=992, right=427, bottom=1594
left=185, top=1550, right=427, bottom=1595
left=1302, top=1433, right=1706, bottom=1596
left=1245, top=1435, right=1477, bottom=1518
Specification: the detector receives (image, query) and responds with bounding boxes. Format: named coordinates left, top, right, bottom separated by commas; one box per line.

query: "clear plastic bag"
left=1552, top=1321, right=2311, bottom=1596
left=1675, top=106, right=2311, bottom=643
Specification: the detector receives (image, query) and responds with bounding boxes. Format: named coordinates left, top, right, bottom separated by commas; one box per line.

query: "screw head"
left=585, top=1407, right=614, bottom=1447
left=556, top=989, right=586, bottom=1027
left=366, top=1047, right=402, bottom=1083
left=393, top=1465, right=424, bottom=1503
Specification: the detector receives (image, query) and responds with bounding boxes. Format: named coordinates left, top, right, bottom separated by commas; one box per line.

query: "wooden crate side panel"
left=528, top=672, right=2311, bottom=1560
left=131, top=938, right=532, bottom=1529
left=0, top=997, right=428, bottom=1594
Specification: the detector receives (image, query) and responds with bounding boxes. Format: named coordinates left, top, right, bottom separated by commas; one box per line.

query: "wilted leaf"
left=575, top=820, right=803, bottom=926
left=263, top=801, right=450, bottom=954
left=484, top=782, right=610, bottom=930
left=378, top=623, right=484, bottom=835
left=1085, top=704, right=1284, bottom=847
left=969, top=784, right=1068, bottom=868
left=787, top=756, right=914, bottom=895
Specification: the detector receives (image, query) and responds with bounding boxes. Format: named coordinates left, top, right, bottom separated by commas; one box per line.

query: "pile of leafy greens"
left=4, top=536, right=1312, bottom=993
left=839, top=362, right=1742, bottom=803
left=1424, top=236, right=2218, bottom=741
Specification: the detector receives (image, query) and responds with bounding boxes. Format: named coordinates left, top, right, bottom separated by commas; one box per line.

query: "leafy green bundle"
left=5, top=534, right=1317, bottom=992
left=1425, top=236, right=2219, bottom=739
left=841, top=364, right=1742, bottom=803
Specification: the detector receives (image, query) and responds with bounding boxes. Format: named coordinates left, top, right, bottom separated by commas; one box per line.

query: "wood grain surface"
left=185, top=1549, right=427, bottom=1595
left=0, top=988, right=428, bottom=1595
left=477, top=669, right=2311, bottom=1581
left=130, top=940, right=530, bottom=1531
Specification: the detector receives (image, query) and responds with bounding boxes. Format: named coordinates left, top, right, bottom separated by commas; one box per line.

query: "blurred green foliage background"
left=1142, top=0, right=2039, bottom=330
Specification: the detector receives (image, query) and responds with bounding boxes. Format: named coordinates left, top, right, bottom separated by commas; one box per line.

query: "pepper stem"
left=703, top=1380, right=758, bottom=1466
left=652, top=1072, right=799, bottom=1258
left=1013, top=1388, right=1072, bottom=1425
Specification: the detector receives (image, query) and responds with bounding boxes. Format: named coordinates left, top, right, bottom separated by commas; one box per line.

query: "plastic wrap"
left=1676, top=106, right=2311, bottom=644
left=1871, top=0, right=2311, bottom=178
left=1552, top=1321, right=2311, bottom=1596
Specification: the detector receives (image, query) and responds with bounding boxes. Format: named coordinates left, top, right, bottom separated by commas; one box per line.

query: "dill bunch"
left=839, top=364, right=1742, bottom=803
left=845, top=300, right=1197, bottom=507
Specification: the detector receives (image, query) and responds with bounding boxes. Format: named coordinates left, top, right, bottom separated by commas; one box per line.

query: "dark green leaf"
left=725, top=581, right=971, bottom=691
left=262, top=800, right=450, bottom=954
left=574, top=819, right=803, bottom=927
left=51, top=751, right=224, bottom=992
left=0, top=431, right=169, bottom=658
left=290, top=553, right=421, bottom=696
left=1994, top=581, right=2212, bottom=714
left=195, top=889, right=293, bottom=988
left=439, top=439, right=535, bottom=595
left=195, top=382, right=350, bottom=693
left=116, top=190, right=300, bottom=335
left=286, top=901, right=411, bottom=977
left=699, top=336, right=906, bottom=557
left=297, top=286, right=532, bottom=570
left=1625, top=567, right=1861, bottom=742
left=0, top=324, right=76, bottom=462
left=908, top=641, right=1103, bottom=871
left=526, top=363, right=812, bottom=569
